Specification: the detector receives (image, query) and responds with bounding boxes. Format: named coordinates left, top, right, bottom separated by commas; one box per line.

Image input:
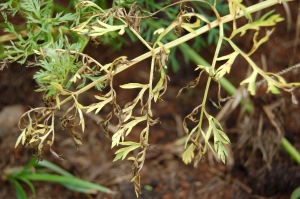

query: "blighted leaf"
left=214, top=141, right=228, bottom=163
left=86, top=96, right=112, bottom=114
left=248, top=29, right=274, bottom=56
left=215, top=52, right=239, bottom=79
left=89, top=21, right=127, bottom=37
left=75, top=1, right=104, bottom=11
left=182, top=143, right=196, bottom=164
left=111, top=116, right=147, bottom=148
left=228, top=0, right=252, bottom=26
left=267, top=83, right=281, bottom=94
left=71, top=16, right=96, bottom=32
left=153, top=75, right=165, bottom=102
left=210, top=119, right=230, bottom=163
left=131, top=173, right=141, bottom=197
left=240, top=71, right=258, bottom=95
left=15, top=129, right=27, bottom=148
left=230, top=10, right=283, bottom=38
left=50, top=82, right=70, bottom=95
left=113, top=142, right=140, bottom=161
left=122, top=86, right=148, bottom=122
left=177, top=71, right=203, bottom=97
left=77, top=107, right=85, bottom=132
left=49, top=146, right=64, bottom=161
left=120, top=83, right=148, bottom=89
left=195, top=64, right=210, bottom=74
left=153, top=28, right=164, bottom=35
left=56, top=95, right=61, bottom=110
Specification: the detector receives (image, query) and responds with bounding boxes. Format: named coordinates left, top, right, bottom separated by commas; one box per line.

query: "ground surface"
left=1, top=1, right=300, bottom=199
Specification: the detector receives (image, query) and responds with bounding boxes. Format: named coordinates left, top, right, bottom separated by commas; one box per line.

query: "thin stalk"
left=195, top=21, right=223, bottom=141
left=195, top=76, right=212, bottom=142
left=129, top=27, right=153, bottom=51
left=147, top=56, right=156, bottom=115
left=281, top=137, right=300, bottom=165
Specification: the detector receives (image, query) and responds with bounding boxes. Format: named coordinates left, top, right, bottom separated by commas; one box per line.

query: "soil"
left=1, top=1, right=300, bottom=199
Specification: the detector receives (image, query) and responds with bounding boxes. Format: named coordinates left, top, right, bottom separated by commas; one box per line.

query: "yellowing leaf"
left=182, top=144, right=196, bottom=164
left=86, top=97, right=111, bottom=114
left=71, top=15, right=96, bottom=32
left=75, top=1, right=104, bottom=11
left=111, top=131, right=123, bottom=148
left=56, top=95, right=61, bottom=110
left=120, top=83, right=148, bottom=89
left=88, top=21, right=127, bottom=37
left=111, top=116, right=147, bottom=148
left=77, top=108, right=85, bottom=132
left=240, top=71, right=258, bottom=95
left=50, top=82, right=70, bottom=95
left=15, top=129, right=26, bottom=148
left=113, top=142, right=140, bottom=162
left=153, top=76, right=164, bottom=102
left=153, top=28, right=165, bottom=35
left=215, top=52, right=239, bottom=79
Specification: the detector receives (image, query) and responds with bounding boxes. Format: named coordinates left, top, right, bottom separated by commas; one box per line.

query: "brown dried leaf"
left=97, top=112, right=113, bottom=138
left=209, top=99, right=222, bottom=110
left=177, top=71, right=203, bottom=97
left=49, top=146, right=64, bottom=161
left=70, top=128, right=83, bottom=150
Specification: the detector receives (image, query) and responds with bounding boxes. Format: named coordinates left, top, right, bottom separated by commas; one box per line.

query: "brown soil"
left=1, top=1, right=300, bottom=199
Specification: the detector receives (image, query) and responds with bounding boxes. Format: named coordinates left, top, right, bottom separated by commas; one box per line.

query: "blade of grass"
left=36, top=159, right=73, bottom=177
left=17, top=177, right=36, bottom=197
left=10, top=178, right=28, bottom=199
left=19, top=173, right=114, bottom=194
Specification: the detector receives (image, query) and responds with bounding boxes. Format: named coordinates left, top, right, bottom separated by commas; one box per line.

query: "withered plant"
left=1, top=0, right=300, bottom=196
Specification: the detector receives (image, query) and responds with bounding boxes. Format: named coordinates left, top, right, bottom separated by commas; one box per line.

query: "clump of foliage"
left=1, top=0, right=299, bottom=197
left=2, top=158, right=113, bottom=199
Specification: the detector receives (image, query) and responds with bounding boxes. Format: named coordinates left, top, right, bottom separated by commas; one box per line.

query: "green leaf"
left=37, top=159, right=73, bottom=177
left=10, top=179, right=27, bottom=199
left=291, top=186, right=300, bottom=199
left=17, top=177, right=36, bottom=197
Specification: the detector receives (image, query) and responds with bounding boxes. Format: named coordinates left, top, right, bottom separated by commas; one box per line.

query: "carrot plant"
left=1, top=0, right=299, bottom=197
